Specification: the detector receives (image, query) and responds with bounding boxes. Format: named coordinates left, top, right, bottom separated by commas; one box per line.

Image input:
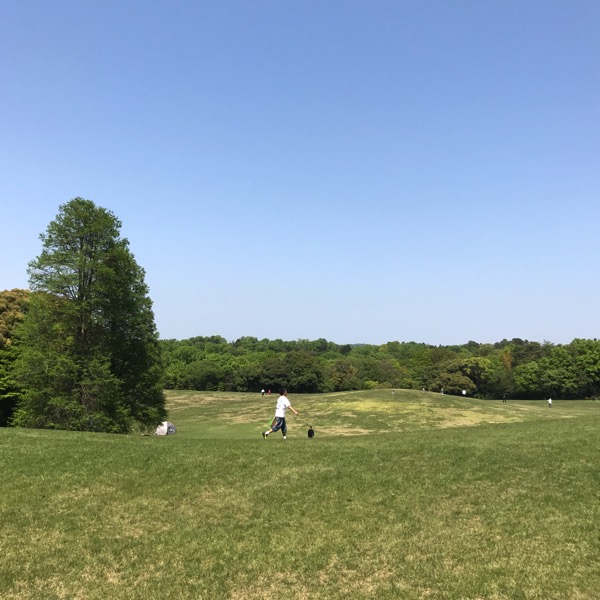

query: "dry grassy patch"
left=166, top=391, right=238, bottom=410
left=316, top=425, right=376, bottom=436
left=434, top=408, right=521, bottom=428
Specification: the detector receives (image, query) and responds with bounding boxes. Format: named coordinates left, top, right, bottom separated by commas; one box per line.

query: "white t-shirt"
left=275, top=395, right=291, bottom=418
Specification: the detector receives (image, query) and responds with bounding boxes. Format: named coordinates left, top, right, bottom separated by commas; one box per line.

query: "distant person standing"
left=548, top=397, right=552, bottom=408
left=502, top=394, right=507, bottom=403
left=262, top=389, right=299, bottom=441
left=261, top=389, right=265, bottom=397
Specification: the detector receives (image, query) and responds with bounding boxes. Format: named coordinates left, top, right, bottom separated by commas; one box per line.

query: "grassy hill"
left=164, top=388, right=595, bottom=439
left=1, top=390, right=598, bottom=599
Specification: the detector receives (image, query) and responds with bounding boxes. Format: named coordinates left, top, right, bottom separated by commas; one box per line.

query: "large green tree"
left=0, top=289, right=30, bottom=425
left=12, top=198, right=166, bottom=432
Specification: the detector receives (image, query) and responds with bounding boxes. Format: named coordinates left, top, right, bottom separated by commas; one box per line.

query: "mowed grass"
left=0, top=391, right=598, bottom=599
left=164, top=388, right=596, bottom=439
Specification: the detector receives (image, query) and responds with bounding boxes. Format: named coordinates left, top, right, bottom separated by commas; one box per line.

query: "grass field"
left=1, top=390, right=598, bottom=599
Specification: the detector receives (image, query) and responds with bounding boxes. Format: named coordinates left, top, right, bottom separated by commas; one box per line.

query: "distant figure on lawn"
left=548, top=397, right=552, bottom=408
left=502, top=394, right=507, bottom=403
left=308, top=426, right=315, bottom=439
left=262, top=389, right=300, bottom=441
left=261, top=389, right=265, bottom=396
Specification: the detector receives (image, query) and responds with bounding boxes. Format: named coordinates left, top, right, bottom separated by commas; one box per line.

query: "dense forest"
left=3, top=297, right=600, bottom=428
left=159, top=335, right=600, bottom=400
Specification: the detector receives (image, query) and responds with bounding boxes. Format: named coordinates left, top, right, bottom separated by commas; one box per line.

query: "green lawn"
left=1, top=390, right=598, bottom=599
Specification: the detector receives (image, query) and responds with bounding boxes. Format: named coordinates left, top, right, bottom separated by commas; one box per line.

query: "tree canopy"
left=160, top=335, right=600, bottom=399
left=0, top=289, right=30, bottom=426
left=10, top=198, right=166, bottom=432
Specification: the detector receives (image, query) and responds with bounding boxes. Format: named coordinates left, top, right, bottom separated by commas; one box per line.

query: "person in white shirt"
left=262, top=389, right=299, bottom=440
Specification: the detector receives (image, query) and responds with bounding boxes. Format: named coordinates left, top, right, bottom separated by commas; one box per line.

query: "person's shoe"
left=262, top=431, right=266, bottom=440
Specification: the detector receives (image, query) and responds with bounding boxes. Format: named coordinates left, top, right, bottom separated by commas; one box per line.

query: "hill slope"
left=164, top=388, right=593, bottom=439
left=1, top=392, right=598, bottom=599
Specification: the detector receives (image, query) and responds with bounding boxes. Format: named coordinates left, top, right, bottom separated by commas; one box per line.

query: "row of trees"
left=159, top=335, right=600, bottom=399
left=0, top=199, right=166, bottom=431
left=2, top=198, right=598, bottom=433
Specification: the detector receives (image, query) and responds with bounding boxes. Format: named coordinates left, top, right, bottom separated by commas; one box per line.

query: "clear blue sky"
left=2, top=1, right=599, bottom=346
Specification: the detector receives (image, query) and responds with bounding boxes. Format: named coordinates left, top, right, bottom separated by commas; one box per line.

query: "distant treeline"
left=3, top=284, right=599, bottom=430
left=160, top=336, right=600, bottom=399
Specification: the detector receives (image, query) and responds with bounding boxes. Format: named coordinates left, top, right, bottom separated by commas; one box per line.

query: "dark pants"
left=271, top=417, right=287, bottom=435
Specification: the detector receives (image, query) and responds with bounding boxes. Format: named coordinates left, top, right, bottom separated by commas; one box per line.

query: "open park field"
left=1, top=390, right=598, bottom=599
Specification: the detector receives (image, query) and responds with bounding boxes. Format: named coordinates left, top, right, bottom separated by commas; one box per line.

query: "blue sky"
left=2, top=1, right=599, bottom=345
